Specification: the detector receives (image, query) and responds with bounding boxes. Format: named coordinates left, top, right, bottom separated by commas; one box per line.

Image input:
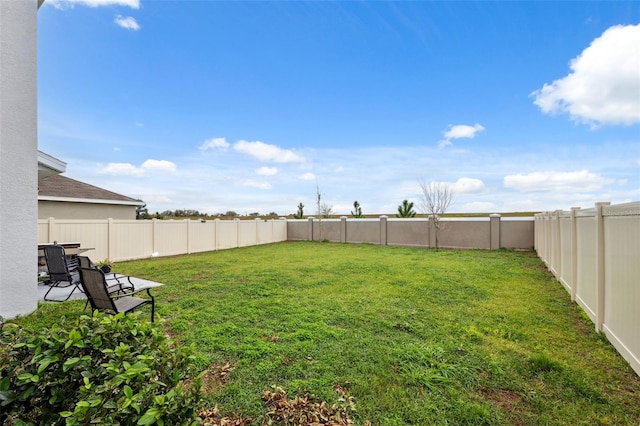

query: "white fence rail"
left=38, top=218, right=288, bottom=262
left=535, top=201, right=640, bottom=376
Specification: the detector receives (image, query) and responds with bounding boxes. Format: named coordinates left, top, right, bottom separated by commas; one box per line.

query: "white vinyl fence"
left=38, top=218, right=288, bottom=262
left=535, top=201, right=640, bottom=376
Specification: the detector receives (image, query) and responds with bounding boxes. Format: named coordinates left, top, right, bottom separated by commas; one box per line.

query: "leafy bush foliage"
left=0, top=312, right=202, bottom=425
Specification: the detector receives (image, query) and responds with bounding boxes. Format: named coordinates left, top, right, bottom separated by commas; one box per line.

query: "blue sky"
left=38, top=1, right=640, bottom=216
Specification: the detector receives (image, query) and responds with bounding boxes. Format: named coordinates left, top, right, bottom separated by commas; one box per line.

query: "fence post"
left=380, top=215, right=388, bottom=246
left=107, top=218, right=115, bottom=260
left=545, top=211, right=552, bottom=267
left=340, top=216, right=347, bottom=243
left=551, top=210, right=561, bottom=278
left=595, top=201, right=610, bottom=333
left=152, top=218, right=158, bottom=255
left=47, top=217, right=56, bottom=242
left=214, top=219, right=220, bottom=251
left=570, top=207, right=580, bottom=302
left=187, top=219, right=192, bottom=254
left=255, top=218, right=261, bottom=245
left=490, top=214, right=501, bottom=249
left=308, top=217, right=314, bottom=241
left=235, top=218, right=241, bottom=247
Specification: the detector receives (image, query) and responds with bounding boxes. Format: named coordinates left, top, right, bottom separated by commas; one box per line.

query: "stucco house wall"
left=0, top=0, right=39, bottom=319
left=38, top=200, right=138, bottom=220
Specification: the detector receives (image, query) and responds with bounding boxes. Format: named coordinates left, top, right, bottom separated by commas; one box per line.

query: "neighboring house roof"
left=38, top=175, right=144, bottom=206
left=37, top=150, right=66, bottom=180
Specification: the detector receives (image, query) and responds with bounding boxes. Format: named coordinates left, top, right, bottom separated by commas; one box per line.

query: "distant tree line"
left=136, top=181, right=454, bottom=223
left=137, top=208, right=280, bottom=220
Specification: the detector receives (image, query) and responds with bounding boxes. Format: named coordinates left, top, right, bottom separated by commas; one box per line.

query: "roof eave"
left=38, top=195, right=145, bottom=207
left=37, top=151, right=66, bottom=180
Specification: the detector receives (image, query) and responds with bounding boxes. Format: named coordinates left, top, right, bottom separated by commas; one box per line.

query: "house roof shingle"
left=38, top=175, right=144, bottom=205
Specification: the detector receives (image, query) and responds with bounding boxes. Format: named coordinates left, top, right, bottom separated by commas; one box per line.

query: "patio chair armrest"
left=111, top=286, right=155, bottom=300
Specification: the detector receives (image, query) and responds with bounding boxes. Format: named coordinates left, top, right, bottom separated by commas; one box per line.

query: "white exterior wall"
left=0, top=0, right=39, bottom=318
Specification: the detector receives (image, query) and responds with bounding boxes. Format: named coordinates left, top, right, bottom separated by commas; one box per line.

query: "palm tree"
left=351, top=201, right=363, bottom=218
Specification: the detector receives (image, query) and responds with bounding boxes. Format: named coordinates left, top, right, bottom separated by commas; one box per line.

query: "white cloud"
left=531, top=23, right=640, bottom=126
left=114, top=15, right=140, bottom=31
left=438, top=123, right=485, bottom=148
left=199, top=137, right=230, bottom=152
left=99, top=159, right=176, bottom=176
left=257, top=166, right=278, bottom=176
left=141, top=159, right=176, bottom=172
left=256, top=166, right=278, bottom=176
left=48, top=0, right=140, bottom=9
left=503, top=170, right=614, bottom=192
left=300, top=172, right=316, bottom=181
left=234, top=140, right=305, bottom=163
left=99, top=162, right=145, bottom=177
left=450, top=177, right=485, bottom=194
left=242, top=179, right=272, bottom=190
left=422, top=177, right=485, bottom=195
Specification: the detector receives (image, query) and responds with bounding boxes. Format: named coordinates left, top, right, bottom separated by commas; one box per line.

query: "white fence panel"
left=535, top=201, right=640, bottom=377
left=602, top=205, right=640, bottom=376
left=238, top=220, right=257, bottom=247
left=256, top=220, right=273, bottom=245
left=559, top=213, right=573, bottom=294
left=37, top=217, right=287, bottom=261
left=575, top=212, right=597, bottom=322
left=41, top=219, right=110, bottom=261
left=188, top=221, right=216, bottom=253
left=216, top=220, right=240, bottom=250
left=154, top=220, right=189, bottom=257
left=273, top=219, right=287, bottom=242
left=110, top=220, right=153, bottom=261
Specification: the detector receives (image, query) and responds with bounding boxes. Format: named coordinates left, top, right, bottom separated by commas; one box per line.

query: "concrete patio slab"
left=38, top=276, right=164, bottom=302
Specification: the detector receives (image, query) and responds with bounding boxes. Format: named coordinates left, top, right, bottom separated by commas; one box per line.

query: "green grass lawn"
left=19, top=242, right=640, bottom=425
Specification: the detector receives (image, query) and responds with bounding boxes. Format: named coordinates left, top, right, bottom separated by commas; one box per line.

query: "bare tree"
left=320, top=203, right=333, bottom=218
left=315, top=182, right=333, bottom=218
left=419, top=181, right=453, bottom=250
left=315, top=182, right=333, bottom=240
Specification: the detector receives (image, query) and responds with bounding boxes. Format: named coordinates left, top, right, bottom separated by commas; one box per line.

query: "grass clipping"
left=200, top=383, right=367, bottom=425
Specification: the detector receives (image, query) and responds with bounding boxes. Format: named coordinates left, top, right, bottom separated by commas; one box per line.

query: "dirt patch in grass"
left=480, top=388, right=525, bottom=425
left=200, top=362, right=237, bottom=394
left=192, top=273, right=215, bottom=280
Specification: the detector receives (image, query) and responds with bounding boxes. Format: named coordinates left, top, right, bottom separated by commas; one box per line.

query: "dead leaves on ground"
left=261, top=384, right=368, bottom=426
left=199, top=382, right=370, bottom=426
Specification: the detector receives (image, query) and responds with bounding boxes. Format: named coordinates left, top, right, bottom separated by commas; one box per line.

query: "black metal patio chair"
left=78, top=267, right=156, bottom=322
left=78, top=256, right=135, bottom=296
left=42, top=243, right=82, bottom=301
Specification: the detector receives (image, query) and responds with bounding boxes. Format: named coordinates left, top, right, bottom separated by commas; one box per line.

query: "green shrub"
left=0, top=312, right=202, bottom=425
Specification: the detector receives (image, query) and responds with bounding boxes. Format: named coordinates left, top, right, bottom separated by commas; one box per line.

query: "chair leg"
left=146, top=288, right=155, bottom=323
left=43, top=281, right=83, bottom=302
left=63, top=284, right=79, bottom=301
left=43, top=283, right=58, bottom=301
